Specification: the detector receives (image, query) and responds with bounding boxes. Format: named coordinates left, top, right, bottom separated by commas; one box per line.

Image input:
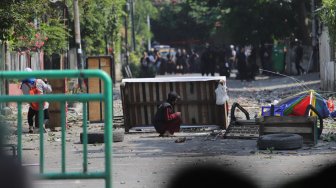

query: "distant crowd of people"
left=139, top=48, right=200, bottom=77
left=140, top=40, right=305, bottom=80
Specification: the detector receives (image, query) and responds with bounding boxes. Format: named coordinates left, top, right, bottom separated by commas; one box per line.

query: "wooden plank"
left=88, top=77, right=101, bottom=122
left=135, top=83, right=142, bottom=125
left=162, top=82, right=167, bottom=102
left=149, top=83, right=155, bottom=125
left=262, top=116, right=317, bottom=123
left=196, top=81, right=203, bottom=124
left=87, top=57, right=101, bottom=122
left=155, top=82, right=160, bottom=102
left=144, top=83, right=151, bottom=125
left=175, top=82, right=182, bottom=113
left=183, top=81, right=189, bottom=123
left=48, top=79, right=66, bottom=128
left=101, top=66, right=111, bottom=120
left=201, top=82, right=208, bottom=124
left=209, top=81, right=216, bottom=124
left=142, top=82, right=149, bottom=125
left=87, top=58, right=99, bottom=69
left=263, top=126, right=313, bottom=133
left=88, top=102, right=101, bottom=121
left=129, top=83, right=135, bottom=127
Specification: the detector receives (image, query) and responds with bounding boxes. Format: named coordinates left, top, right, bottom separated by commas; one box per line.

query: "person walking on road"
left=236, top=46, right=247, bottom=81
left=152, top=91, right=182, bottom=137
left=201, top=44, right=211, bottom=76
left=140, top=51, right=150, bottom=77
left=295, top=40, right=305, bottom=75
left=20, top=68, right=52, bottom=133
left=189, top=49, right=199, bottom=73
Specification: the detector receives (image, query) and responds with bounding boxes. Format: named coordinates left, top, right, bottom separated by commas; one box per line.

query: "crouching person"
left=152, top=91, right=182, bottom=137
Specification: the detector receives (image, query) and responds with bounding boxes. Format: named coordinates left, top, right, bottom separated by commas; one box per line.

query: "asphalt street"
left=3, top=71, right=336, bottom=188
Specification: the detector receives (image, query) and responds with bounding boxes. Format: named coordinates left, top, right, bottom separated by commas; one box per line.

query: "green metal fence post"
left=0, top=70, right=113, bottom=188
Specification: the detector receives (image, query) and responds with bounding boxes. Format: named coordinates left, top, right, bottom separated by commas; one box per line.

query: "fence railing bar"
left=39, top=172, right=106, bottom=179
left=104, top=80, right=113, bottom=188
left=39, top=102, right=44, bottom=174
left=83, top=102, right=88, bottom=173
left=0, top=94, right=104, bottom=103
left=61, top=101, right=66, bottom=173
left=17, top=102, right=22, bottom=161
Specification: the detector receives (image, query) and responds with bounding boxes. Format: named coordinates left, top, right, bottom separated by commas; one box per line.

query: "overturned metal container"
left=120, top=76, right=228, bottom=132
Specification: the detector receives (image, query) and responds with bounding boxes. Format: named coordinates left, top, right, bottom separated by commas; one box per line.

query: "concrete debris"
left=1, top=107, right=12, bottom=116
left=175, top=137, right=186, bottom=143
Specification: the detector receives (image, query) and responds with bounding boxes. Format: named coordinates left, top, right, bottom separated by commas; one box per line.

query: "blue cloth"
left=22, top=78, right=36, bottom=85
left=330, top=110, right=336, bottom=118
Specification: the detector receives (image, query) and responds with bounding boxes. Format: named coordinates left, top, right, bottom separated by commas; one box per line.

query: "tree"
left=151, top=0, right=312, bottom=47
left=0, top=0, right=69, bottom=55
left=152, top=1, right=212, bottom=46
left=319, top=0, right=336, bottom=48
left=133, top=0, right=158, bottom=52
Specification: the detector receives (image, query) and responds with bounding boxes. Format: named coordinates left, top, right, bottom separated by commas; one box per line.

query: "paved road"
left=4, top=71, right=336, bottom=188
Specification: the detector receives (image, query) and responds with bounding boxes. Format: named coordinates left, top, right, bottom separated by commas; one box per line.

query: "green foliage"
left=153, top=0, right=300, bottom=46
left=133, top=0, right=158, bottom=52
left=65, top=0, right=125, bottom=56
left=41, top=20, right=70, bottom=55
left=152, top=1, right=212, bottom=44
left=79, top=0, right=110, bottom=55
left=319, top=0, right=336, bottom=47
left=129, top=51, right=140, bottom=65
left=0, top=0, right=69, bottom=55
left=266, top=147, right=274, bottom=154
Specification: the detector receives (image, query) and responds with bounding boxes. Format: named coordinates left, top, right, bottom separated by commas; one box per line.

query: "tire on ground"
left=257, top=133, right=303, bottom=150
left=80, top=129, right=125, bottom=144
left=80, top=132, right=104, bottom=144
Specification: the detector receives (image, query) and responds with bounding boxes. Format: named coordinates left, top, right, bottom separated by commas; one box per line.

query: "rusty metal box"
left=120, top=76, right=228, bottom=132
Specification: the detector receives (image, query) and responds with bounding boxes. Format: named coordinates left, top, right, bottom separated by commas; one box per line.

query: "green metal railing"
left=0, top=70, right=113, bottom=188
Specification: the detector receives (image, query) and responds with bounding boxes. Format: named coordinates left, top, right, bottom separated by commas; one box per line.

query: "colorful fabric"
left=275, top=90, right=330, bottom=118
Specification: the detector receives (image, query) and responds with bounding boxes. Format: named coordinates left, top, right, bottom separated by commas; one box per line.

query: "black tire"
left=80, top=130, right=125, bottom=144
left=80, top=132, right=104, bottom=144
left=257, top=133, right=303, bottom=150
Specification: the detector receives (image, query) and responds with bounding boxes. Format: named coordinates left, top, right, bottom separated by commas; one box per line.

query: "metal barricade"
left=0, top=70, right=113, bottom=188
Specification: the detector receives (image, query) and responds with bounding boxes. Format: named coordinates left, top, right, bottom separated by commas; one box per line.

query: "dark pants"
left=159, top=118, right=182, bottom=134
left=27, top=107, right=50, bottom=128
left=295, top=60, right=305, bottom=75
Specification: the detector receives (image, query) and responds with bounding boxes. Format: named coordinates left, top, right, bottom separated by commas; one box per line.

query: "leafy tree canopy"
left=319, top=0, right=336, bottom=46
left=0, top=0, right=69, bottom=55
left=152, top=0, right=310, bottom=47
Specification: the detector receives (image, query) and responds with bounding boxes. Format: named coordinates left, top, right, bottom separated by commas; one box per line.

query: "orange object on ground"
left=327, top=99, right=334, bottom=112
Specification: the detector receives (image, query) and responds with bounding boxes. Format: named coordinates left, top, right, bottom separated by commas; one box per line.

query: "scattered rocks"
left=1, top=107, right=12, bottom=116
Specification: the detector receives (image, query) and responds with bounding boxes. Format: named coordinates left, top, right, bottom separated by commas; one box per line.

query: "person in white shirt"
left=20, top=68, right=52, bottom=133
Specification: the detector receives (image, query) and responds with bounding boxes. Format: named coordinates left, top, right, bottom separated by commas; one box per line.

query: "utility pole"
left=130, top=0, right=136, bottom=51
left=73, top=0, right=83, bottom=70
left=125, top=2, right=130, bottom=65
